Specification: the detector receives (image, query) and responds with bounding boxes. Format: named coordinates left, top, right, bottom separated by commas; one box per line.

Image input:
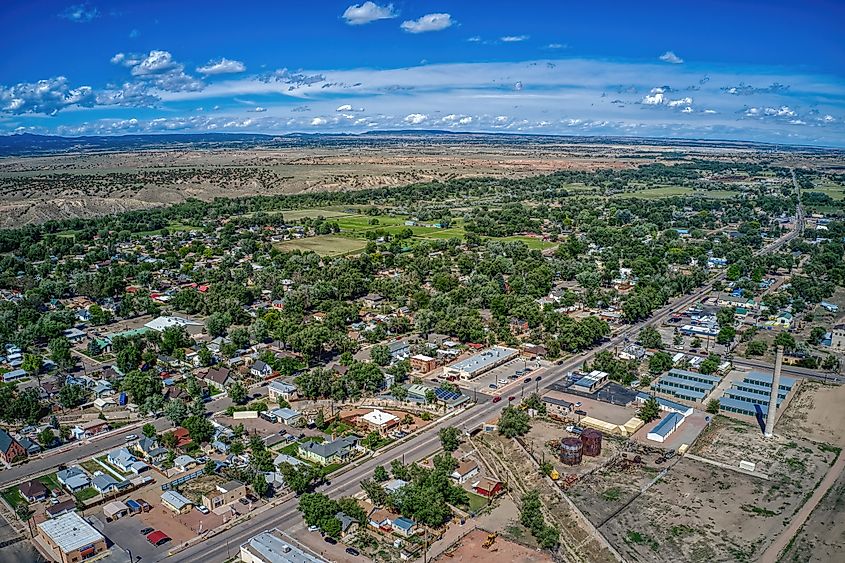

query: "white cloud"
left=59, top=3, right=99, bottom=23
left=514, top=81, right=524, bottom=91
left=659, top=51, right=684, bottom=64
left=404, top=113, right=427, bottom=124
left=822, top=114, right=836, bottom=122
left=642, top=88, right=666, bottom=105
left=681, top=106, right=693, bottom=113
left=129, top=29, right=140, bottom=39
left=336, top=104, right=353, bottom=111
left=668, top=97, right=693, bottom=107
left=112, top=50, right=204, bottom=92
left=458, top=116, right=473, bottom=124
left=197, top=58, right=246, bottom=76
left=342, top=2, right=397, bottom=25
left=467, top=36, right=482, bottom=42
left=311, top=117, right=327, bottom=126
left=501, top=35, right=529, bottom=42
left=0, top=77, right=95, bottom=115
left=401, top=13, right=453, bottom=33
left=546, top=43, right=566, bottom=49
left=250, top=106, right=267, bottom=113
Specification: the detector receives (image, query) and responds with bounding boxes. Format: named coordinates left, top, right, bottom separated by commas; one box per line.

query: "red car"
left=146, top=531, right=171, bottom=546
left=492, top=396, right=502, bottom=403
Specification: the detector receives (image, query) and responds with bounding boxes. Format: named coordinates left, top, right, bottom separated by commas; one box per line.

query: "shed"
left=103, top=500, right=129, bottom=521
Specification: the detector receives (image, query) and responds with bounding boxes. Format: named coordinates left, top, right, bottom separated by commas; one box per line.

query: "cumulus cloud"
left=336, top=104, right=353, bottom=111
left=112, top=50, right=204, bottom=92
left=343, top=2, right=397, bottom=25
left=404, top=113, right=427, bottom=124
left=311, top=117, right=327, bottom=126
left=722, top=82, right=790, bottom=96
left=250, top=106, right=267, bottom=113
left=59, top=3, right=99, bottom=23
left=196, top=58, right=246, bottom=76
left=0, top=77, right=95, bottom=115
left=467, top=36, right=482, bottom=42
left=401, top=13, right=453, bottom=33
left=501, top=35, right=529, bottom=42
left=659, top=51, right=684, bottom=64
left=667, top=97, right=693, bottom=107
left=642, top=88, right=666, bottom=105
left=545, top=43, right=566, bottom=49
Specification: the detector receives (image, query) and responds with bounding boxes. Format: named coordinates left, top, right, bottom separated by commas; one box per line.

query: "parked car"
left=492, top=396, right=502, bottom=403
left=324, top=536, right=337, bottom=545
left=498, top=378, right=509, bottom=385
left=574, top=401, right=582, bottom=407
left=523, top=377, right=532, bottom=383
left=566, top=425, right=584, bottom=435
left=124, top=434, right=138, bottom=441
left=308, top=525, right=319, bottom=532
left=197, top=505, right=209, bottom=514
left=508, top=396, right=516, bottom=401
left=146, top=531, right=171, bottom=546
left=488, top=383, right=497, bottom=389
left=346, top=547, right=360, bottom=556
left=140, top=527, right=154, bottom=536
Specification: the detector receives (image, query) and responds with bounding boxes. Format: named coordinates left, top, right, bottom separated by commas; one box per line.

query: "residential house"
left=71, top=420, right=110, bottom=440
left=135, top=437, right=168, bottom=464
left=472, top=477, right=504, bottom=498
left=382, top=479, right=408, bottom=495
left=46, top=499, right=76, bottom=519
left=392, top=517, right=417, bottom=537
left=2, top=369, right=27, bottom=383
left=368, top=508, right=396, bottom=532
left=250, top=360, right=273, bottom=378
left=172, top=427, right=193, bottom=449
left=450, top=459, right=480, bottom=484
left=107, top=448, right=148, bottom=474
left=336, top=512, right=359, bottom=538
left=174, top=454, right=198, bottom=472
left=203, top=367, right=232, bottom=391
left=160, top=490, right=193, bottom=514
left=0, top=429, right=26, bottom=466
left=298, top=436, right=360, bottom=466
left=273, top=453, right=308, bottom=470
left=57, top=467, right=90, bottom=493
left=202, top=480, right=247, bottom=509
left=267, top=380, right=297, bottom=402
left=91, top=473, right=119, bottom=494
left=18, top=437, right=42, bottom=455
left=362, top=293, right=385, bottom=308
left=19, top=479, right=49, bottom=502
left=410, top=354, right=437, bottom=373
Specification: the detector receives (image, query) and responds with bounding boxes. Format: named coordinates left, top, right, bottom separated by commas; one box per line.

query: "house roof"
left=204, top=367, right=231, bottom=385
left=92, top=473, right=118, bottom=490
left=299, top=436, right=358, bottom=459
left=268, top=380, right=297, bottom=393
left=0, top=429, right=19, bottom=454
left=361, top=409, right=399, bottom=426
left=37, top=512, right=104, bottom=554
left=19, top=479, right=48, bottom=498
left=161, top=490, right=193, bottom=509
left=174, top=454, right=196, bottom=467
left=393, top=516, right=416, bottom=530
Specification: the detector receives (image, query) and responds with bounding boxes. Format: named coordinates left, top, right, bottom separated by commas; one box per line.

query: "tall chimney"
left=764, top=345, right=784, bottom=437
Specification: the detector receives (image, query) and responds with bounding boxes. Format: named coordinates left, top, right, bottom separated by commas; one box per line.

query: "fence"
left=161, top=468, right=205, bottom=491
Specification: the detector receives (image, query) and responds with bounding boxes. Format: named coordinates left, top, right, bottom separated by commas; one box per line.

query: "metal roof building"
left=37, top=512, right=105, bottom=562
left=443, top=346, right=518, bottom=380
left=240, top=529, right=327, bottom=563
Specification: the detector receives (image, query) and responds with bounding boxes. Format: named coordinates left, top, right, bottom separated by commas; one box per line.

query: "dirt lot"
left=777, top=464, right=845, bottom=563
left=779, top=381, right=845, bottom=447
left=435, top=527, right=554, bottom=563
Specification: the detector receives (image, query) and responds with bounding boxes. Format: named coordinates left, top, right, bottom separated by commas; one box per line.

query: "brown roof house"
left=19, top=479, right=49, bottom=502
left=202, top=366, right=232, bottom=390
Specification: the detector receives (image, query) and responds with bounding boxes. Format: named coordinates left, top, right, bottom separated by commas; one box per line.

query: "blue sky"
left=1, top=1, right=844, bottom=146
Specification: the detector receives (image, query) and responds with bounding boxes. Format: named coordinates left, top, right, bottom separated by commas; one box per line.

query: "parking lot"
left=90, top=510, right=180, bottom=562
left=443, top=358, right=547, bottom=397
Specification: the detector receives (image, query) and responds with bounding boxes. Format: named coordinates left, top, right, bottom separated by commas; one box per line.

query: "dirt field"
left=779, top=382, right=845, bottom=447
left=435, top=528, right=554, bottom=563
left=274, top=235, right=367, bottom=256
left=777, top=464, right=845, bottom=563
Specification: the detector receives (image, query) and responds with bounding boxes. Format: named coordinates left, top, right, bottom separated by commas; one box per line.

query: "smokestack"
left=764, top=346, right=784, bottom=437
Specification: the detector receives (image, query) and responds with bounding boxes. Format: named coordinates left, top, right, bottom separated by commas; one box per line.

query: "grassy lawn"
left=1, top=487, right=24, bottom=509
left=493, top=236, right=556, bottom=250
left=467, top=492, right=490, bottom=513
left=614, top=186, right=741, bottom=199
left=80, top=459, right=102, bottom=475
left=74, top=487, right=99, bottom=502
left=278, top=208, right=353, bottom=221
left=39, top=473, right=62, bottom=491
left=274, top=235, right=367, bottom=256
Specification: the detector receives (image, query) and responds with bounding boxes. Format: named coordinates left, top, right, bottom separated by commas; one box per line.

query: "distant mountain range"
left=0, top=130, right=833, bottom=157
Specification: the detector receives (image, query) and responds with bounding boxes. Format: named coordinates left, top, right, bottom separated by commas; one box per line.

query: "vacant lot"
left=778, top=464, right=845, bottom=563
left=274, top=235, right=367, bottom=256
left=779, top=382, right=845, bottom=448
left=436, top=527, right=554, bottom=563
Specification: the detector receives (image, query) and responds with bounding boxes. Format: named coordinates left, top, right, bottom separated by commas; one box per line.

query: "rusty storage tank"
left=581, top=429, right=603, bottom=457
left=560, top=437, right=583, bottom=466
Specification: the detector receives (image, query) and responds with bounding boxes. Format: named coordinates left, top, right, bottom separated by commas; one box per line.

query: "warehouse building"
left=652, top=368, right=720, bottom=402
left=719, top=370, right=796, bottom=417
left=647, top=412, right=686, bottom=443
left=443, top=346, right=518, bottom=380
left=240, top=529, right=327, bottom=563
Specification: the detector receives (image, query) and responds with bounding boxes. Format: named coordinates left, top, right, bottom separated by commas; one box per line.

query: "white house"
left=268, top=380, right=297, bottom=402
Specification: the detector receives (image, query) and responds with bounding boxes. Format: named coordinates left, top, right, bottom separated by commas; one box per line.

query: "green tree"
left=164, top=400, right=188, bottom=426
left=252, top=474, right=269, bottom=497
left=498, top=406, right=531, bottom=438
left=204, top=459, right=217, bottom=475
left=716, top=307, right=736, bottom=328
left=746, top=340, right=767, bottom=357
left=638, top=396, right=661, bottom=423
left=699, top=354, right=721, bottom=375
left=439, top=427, right=460, bottom=452
left=58, top=384, right=89, bottom=409
left=717, top=326, right=736, bottom=345
left=373, top=465, right=389, bottom=482
left=142, top=423, right=157, bottom=439
left=21, top=353, right=43, bottom=375
left=49, top=337, right=73, bottom=370
left=183, top=415, right=214, bottom=444
left=705, top=399, right=720, bottom=414
left=648, top=351, right=673, bottom=375
left=370, top=344, right=391, bottom=366
left=638, top=326, right=662, bottom=349
left=228, top=380, right=248, bottom=404
left=37, top=427, right=55, bottom=447
left=774, top=332, right=796, bottom=351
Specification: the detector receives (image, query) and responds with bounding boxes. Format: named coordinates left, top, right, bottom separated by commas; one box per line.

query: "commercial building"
left=410, top=354, right=437, bottom=373
left=719, top=370, right=796, bottom=417
left=652, top=368, right=720, bottom=402
left=443, top=346, right=518, bottom=380
left=360, top=409, right=400, bottom=434
left=239, top=529, right=327, bottom=563
left=37, top=511, right=107, bottom=563
left=647, top=412, right=685, bottom=443
left=570, top=370, right=609, bottom=394
left=161, top=490, right=194, bottom=514
left=633, top=393, right=694, bottom=417
left=203, top=480, right=247, bottom=509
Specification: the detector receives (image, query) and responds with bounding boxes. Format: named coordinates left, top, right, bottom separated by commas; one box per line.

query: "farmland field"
left=274, top=235, right=367, bottom=256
